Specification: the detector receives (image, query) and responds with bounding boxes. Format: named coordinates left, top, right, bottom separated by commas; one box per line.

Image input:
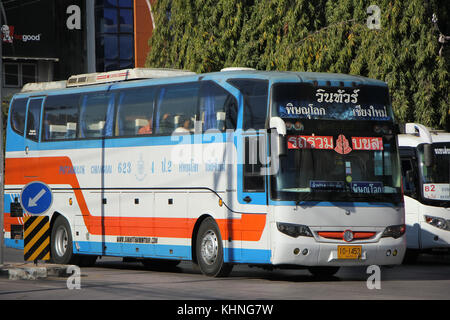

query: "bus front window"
left=419, top=143, right=450, bottom=204
left=270, top=83, right=402, bottom=204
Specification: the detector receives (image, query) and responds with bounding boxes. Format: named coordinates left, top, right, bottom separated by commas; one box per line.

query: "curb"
left=0, top=263, right=74, bottom=280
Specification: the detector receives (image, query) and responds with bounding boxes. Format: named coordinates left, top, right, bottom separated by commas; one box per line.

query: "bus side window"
left=26, top=99, right=43, bottom=141
left=116, top=86, right=155, bottom=136
left=10, top=98, right=27, bottom=135
left=43, top=94, right=80, bottom=141
left=227, top=79, right=268, bottom=130
left=154, top=82, right=200, bottom=135
left=199, top=81, right=237, bottom=132
left=243, top=135, right=265, bottom=192
left=79, top=92, right=115, bottom=138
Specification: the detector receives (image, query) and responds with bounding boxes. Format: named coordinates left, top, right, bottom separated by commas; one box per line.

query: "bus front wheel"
left=50, top=215, right=76, bottom=265
left=195, top=217, right=233, bottom=277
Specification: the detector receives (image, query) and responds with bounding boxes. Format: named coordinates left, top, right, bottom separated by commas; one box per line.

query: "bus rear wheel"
left=195, top=217, right=232, bottom=277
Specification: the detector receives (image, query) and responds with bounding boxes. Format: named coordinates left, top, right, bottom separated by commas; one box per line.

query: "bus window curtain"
left=200, top=83, right=217, bottom=131
left=103, top=93, right=115, bottom=137
left=44, top=112, right=50, bottom=140
left=79, top=95, right=88, bottom=138
left=116, top=92, right=126, bottom=135
left=203, top=94, right=216, bottom=131
left=154, top=88, right=166, bottom=134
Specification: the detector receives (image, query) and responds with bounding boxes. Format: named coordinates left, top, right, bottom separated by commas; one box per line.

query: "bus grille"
left=317, top=231, right=376, bottom=241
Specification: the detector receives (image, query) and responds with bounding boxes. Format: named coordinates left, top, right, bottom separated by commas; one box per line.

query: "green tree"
left=146, top=0, right=449, bottom=129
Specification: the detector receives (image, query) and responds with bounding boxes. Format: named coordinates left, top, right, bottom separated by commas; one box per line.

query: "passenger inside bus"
left=158, top=113, right=173, bottom=134
left=173, top=115, right=191, bottom=134
left=137, top=117, right=152, bottom=134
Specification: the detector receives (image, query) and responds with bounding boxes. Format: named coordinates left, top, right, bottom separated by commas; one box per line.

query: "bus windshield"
left=419, top=143, right=450, bottom=204
left=270, top=83, right=402, bottom=203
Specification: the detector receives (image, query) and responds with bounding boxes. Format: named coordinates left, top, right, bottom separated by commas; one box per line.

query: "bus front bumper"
left=420, top=221, right=450, bottom=250
left=271, top=235, right=406, bottom=267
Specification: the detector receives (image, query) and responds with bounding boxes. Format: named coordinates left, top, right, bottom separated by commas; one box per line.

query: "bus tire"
left=50, top=215, right=77, bottom=265
left=308, top=266, right=340, bottom=278
left=195, top=217, right=233, bottom=277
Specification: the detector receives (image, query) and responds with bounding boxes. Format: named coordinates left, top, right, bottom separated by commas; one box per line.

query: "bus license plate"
left=337, top=246, right=362, bottom=259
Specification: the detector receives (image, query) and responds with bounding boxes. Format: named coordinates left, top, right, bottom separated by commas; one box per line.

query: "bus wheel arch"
left=192, top=215, right=233, bottom=277
left=49, top=212, right=97, bottom=267
left=191, top=214, right=212, bottom=265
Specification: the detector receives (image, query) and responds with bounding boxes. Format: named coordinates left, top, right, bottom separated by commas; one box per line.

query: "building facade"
left=1, top=0, right=154, bottom=98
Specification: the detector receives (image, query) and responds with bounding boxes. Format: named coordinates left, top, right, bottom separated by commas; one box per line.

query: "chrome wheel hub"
left=54, top=227, right=68, bottom=257
left=200, top=230, right=218, bottom=265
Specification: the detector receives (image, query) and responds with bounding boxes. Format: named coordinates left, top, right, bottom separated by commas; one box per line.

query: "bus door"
left=231, top=79, right=270, bottom=263
left=235, top=130, right=270, bottom=263
left=240, top=133, right=267, bottom=205
left=23, top=97, right=45, bottom=180
left=400, top=148, right=421, bottom=249
left=229, top=78, right=269, bottom=208
left=79, top=91, right=122, bottom=255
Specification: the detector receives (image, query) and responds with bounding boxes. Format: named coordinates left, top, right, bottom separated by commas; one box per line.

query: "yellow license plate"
left=337, top=246, right=362, bottom=259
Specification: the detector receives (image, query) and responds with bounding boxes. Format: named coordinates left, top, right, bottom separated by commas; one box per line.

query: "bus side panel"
left=3, top=190, right=24, bottom=249
left=404, top=196, right=421, bottom=249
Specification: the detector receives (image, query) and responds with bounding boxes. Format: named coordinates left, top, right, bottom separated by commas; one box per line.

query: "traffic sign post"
left=20, top=182, right=53, bottom=264
left=24, top=216, right=50, bottom=263
left=20, top=182, right=53, bottom=216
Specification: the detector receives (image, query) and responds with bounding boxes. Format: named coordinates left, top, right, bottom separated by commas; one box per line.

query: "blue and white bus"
left=4, top=68, right=405, bottom=277
left=399, top=123, right=450, bottom=261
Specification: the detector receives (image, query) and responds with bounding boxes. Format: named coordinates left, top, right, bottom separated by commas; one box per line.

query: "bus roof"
left=15, top=68, right=388, bottom=98
left=398, top=123, right=450, bottom=147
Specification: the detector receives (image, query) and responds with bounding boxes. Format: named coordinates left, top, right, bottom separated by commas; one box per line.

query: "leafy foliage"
left=146, top=0, right=449, bottom=129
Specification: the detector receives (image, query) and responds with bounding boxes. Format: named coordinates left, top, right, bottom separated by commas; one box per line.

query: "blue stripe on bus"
left=269, top=199, right=402, bottom=208
left=73, top=241, right=271, bottom=264
left=5, top=239, right=24, bottom=250
left=6, top=130, right=235, bottom=152
left=3, top=239, right=271, bottom=264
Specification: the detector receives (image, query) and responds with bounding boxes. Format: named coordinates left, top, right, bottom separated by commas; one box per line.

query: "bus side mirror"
left=423, top=143, right=434, bottom=167
left=269, top=117, right=287, bottom=157
left=269, top=117, right=286, bottom=136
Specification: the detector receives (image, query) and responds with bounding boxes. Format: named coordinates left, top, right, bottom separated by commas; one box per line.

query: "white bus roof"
left=398, top=123, right=450, bottom=147
left=21, top=68, right=196, bottom=92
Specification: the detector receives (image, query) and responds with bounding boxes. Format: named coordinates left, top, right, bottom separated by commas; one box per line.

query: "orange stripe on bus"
left=5, top=157, right=266, bottom=241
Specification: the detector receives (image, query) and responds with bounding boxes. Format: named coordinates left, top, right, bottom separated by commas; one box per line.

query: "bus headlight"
left=424, top=215, right=450, bottom=231
left=276, top=222, right=313, bottom=238
left=382, top=224, right=406, bottom=239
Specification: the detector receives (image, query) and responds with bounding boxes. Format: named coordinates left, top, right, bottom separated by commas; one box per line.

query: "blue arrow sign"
left=20, top=181, right=53, bottom=215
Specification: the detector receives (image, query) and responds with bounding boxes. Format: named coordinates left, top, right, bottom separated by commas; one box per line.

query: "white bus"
left=399, top=123, right=450, bottom=260
left=4, top=68, right=405, bottom=277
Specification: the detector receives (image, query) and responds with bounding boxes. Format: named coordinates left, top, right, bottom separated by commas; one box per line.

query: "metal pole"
left=86, top=0, right=96, bottom=73
left=0, top=2, right=5, bottom=266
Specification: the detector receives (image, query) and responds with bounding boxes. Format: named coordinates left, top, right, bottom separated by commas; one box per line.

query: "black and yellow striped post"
left=24, top=216, right=50, bottom=261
